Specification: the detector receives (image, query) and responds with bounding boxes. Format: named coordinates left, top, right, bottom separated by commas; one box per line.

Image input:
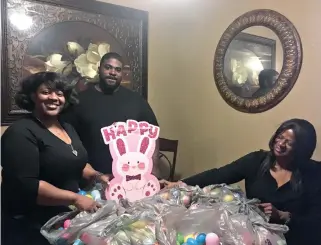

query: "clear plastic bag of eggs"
left=78, top=210, right=172, bottom=245
left=40, top=201, right=117, bottom=245
left=157, top=185, right=203, bottom=208
left=201, top=184, right=246, bottom=203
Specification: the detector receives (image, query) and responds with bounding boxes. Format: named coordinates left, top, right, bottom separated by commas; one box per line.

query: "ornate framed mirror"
left=213, top=9, right=302, bottom=113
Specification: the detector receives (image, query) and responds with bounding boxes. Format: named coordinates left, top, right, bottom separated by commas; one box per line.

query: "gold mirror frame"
left=213, top=9, right=303, bottom=113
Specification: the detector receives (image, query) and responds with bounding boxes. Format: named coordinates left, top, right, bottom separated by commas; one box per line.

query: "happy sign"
left=101, top=120, right=160, bottom=202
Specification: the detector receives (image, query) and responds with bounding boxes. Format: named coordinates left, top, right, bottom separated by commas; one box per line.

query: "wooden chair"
left=159, top=137, right=178, bottom=181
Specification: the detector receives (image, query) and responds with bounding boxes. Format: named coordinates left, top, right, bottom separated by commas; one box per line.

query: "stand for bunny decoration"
left=101, top=120, right=160, bottom=202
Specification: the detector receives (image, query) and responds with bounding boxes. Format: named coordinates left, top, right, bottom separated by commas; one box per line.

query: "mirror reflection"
left=223, top=26, right=283, bottom=98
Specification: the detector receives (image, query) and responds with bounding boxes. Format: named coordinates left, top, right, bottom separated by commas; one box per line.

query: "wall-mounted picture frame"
left=1, top=0, right=148, bottom=125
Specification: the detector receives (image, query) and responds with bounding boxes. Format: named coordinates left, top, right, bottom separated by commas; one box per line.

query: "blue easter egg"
left=73, top=239, right=84, bottom=245
left=186, top=238, right=197, bottom=245
left=55, top=238, right=68, bottom=245
left=58, top=227, right=64, bottom=231
left=78, top=190, right=87, bottom=196
left=91, top=190, right=101, bottom=200
left=196, top=233, right=206, bottom=244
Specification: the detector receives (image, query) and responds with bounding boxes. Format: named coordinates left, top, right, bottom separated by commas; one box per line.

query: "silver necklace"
left=34, top=116, right=78, bottom=156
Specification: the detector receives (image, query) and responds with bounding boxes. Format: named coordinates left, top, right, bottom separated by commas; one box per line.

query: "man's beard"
left=98, top=77, right=121, bottom=94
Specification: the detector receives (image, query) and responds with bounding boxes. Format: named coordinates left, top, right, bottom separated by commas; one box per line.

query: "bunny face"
left=111, top=136, right=153, bottom=178
left=116, top=152, right=149, bottom=177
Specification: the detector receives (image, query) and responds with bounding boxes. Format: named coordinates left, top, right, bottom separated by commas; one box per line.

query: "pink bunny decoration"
left=105, top=133, right=160, bottom=202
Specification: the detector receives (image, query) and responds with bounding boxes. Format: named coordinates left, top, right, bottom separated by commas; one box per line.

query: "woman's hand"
left=259, top=203, right=277, bottom=216
left=159, top=179, right=184, bottom=189
left=73, top=194, right=101, bottom=212
left=259, top=203, right=290, bottom=222
left=97, top=174, right=111, bottom=185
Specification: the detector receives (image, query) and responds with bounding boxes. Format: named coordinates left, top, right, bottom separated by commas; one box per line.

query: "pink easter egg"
left=80, top=232, right=91, bottom=244
left=205, top=233, right=220, bottom=245
left=63, top=219, right=71, bottom=229
left=181, top=195, right=190, bottom=206
left=62, top=232, right=71, bottom=239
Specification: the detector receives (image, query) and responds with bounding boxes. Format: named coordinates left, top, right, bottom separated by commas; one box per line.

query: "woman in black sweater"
left=1, top=72, right=109, bottom=245
left=162, top=119, right=321, bottom=245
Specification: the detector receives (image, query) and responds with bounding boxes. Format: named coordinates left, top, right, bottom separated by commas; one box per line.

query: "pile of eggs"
left=56, top=189, right=102, bottom=245
left=177, top=232, right=220, bottom=245
left=202, top=186, right=235, bottom=202
left=77, top=189, right=102, bottom=201
left=159, top=189, right=193, bottom=207
left=68, top=189, right=102, bottom=211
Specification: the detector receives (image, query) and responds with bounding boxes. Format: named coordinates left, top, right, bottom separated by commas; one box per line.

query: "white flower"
left=67, top=42, right=85, bottom=56
left=74, top=42, right=110, bottom=80
left=45, top=54, right=72, bottom=75
left=74, top=54, right=98, bottom=79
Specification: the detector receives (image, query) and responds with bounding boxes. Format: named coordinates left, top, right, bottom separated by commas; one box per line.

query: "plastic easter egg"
left=186, top=190, right=193, bottom=197
left=56, top=238, right=68, bottom=245
left=143, top=238, right=156, bottom=245
left=160, top=192, right=169, bottom=200
left=223, top=194, right=234, bottom=202
left=209, top=188, right=221, bottom=197
left=131, top=220, right=147, bottom=229
left=205, top=233, right=220, bottom=245
left=85, top=194, right=93, bottom=199
left=176, top=241, right=180, bottom=245
left=80, top=232, right=91, bottom=244
left=62, top=233, right=71, bottom=239
left=186, top=238, right=197, bottom=245
left=202, top=186, right=211, bottom=194
left=78, top=190, right=87, bottom=196
left=63, top=219, right=71, bottom=229
left=58, top=227, right=64, bottom=231
left=177, top=232, right=184, bottom=244
left=115, top=230, right=131, bottom=243
left=180, top=190, right=187, bottom=196
left=196, top=233, right=206, bottom=244
left=184, top=234, right=195, bottom=243
left=172, top=190, right=180, bottom=198
left=91, top=190, right=101, bottom=201
left=180, top=195, right=191, bottom=206
left=73, top=239, right=84, bottom=245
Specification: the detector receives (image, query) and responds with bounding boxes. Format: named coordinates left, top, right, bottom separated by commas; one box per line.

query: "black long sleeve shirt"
left=1, top=117, right=88, bottom=224
left=183, top=150, right=321, bottom=245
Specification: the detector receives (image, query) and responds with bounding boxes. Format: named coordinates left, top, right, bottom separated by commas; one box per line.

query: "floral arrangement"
left=23, top=41, right=111, bottom=84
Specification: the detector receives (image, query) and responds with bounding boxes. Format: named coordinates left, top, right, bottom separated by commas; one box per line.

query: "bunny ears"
left=114, top=136, right=152, bottom=157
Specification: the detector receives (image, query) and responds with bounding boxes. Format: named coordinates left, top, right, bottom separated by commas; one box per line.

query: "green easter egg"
left=177, top=233, right=184, bottom=244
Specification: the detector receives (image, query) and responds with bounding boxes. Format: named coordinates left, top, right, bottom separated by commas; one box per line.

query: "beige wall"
left=2, top=0, right=321, bottom=178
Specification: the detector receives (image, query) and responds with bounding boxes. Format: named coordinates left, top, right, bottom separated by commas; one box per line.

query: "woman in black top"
left=162, top=119, right=321, bottom=245
left=1, top=72, right=109, bottom=245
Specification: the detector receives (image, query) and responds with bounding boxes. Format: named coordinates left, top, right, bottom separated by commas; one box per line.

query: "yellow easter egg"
left=160, top=192, right=169, bottom=200
left=223, top=194, right=234, bottom=202
left=131, top=221, right=147, bottom=229
left=184, top=234, right=195, bottom=243
left=86, top=194, right=93, bottom=199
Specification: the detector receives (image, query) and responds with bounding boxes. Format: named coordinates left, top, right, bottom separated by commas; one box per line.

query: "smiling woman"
left=15, top=72, right=78, bottom=114
left=162, top=118, right=321, bottom=245
left=1, top=72, right=109, bottom=245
